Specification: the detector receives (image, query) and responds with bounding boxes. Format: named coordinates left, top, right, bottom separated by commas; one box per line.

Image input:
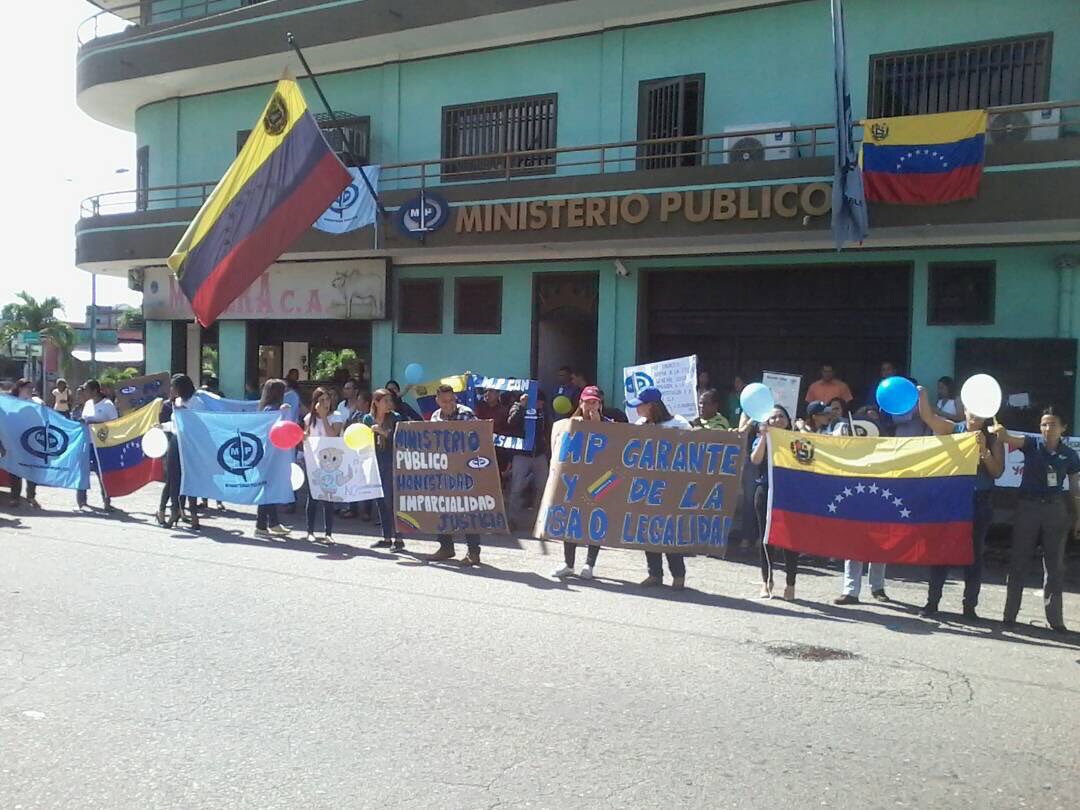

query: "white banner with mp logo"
left=623, top=355, right=699, bottom=420
left=314, top=166, right=380, bottom=234
left=303, top=437, right=383, bottom=503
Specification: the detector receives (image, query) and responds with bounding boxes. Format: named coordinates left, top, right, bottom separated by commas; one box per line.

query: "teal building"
left=77, top=0, right=1080, bottom=425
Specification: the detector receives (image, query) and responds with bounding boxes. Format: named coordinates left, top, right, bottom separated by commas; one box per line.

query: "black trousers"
left=645, top=551, right=686, bottom=578
left=256, top=505, right=281, bottom=530
left=564, top=542, right=600, bottom=567
left=755, top=484, right=798, bottom=586
left=10, top=477, right=36, bottom=501
left=375, top=452, right=400, bottom=542
left=438, top=534, right=480, bottom=553
left=305, top=498, right=334, bottom=535
left=160, top=434, right=197, bottom=515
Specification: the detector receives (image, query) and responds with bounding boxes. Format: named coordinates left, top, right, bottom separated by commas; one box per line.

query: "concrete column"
left=144, top=320, right=174, bottom=374
left=218, top=321, right=249, bottom=399
left=371, top=320, right=394, bottom=391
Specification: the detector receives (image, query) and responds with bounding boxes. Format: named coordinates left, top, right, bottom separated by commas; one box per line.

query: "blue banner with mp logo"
left=313, top=166, right=380, bottom=234
left=0, top=397, right=90, bottom=489
left=465, top=375, right=539, bottom=452
left=174, top=411, right=294, bottom=505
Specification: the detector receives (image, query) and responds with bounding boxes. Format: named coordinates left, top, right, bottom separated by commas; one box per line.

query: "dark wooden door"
left=955, top=338, right=1077, bottom=431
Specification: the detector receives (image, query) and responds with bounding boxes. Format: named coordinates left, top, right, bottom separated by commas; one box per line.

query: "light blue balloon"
left=404, top=363, right=425, bottom=385
left=876, top=376, right=918, bottom=416
left=740, top=383, right=776, bottom=423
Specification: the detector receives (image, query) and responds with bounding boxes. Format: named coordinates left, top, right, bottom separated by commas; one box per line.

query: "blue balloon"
left=876, top=376, right=918, bottom=416
left=404, top=363, right=425, bottom=385
left=740, top=383, right=776, bottom=423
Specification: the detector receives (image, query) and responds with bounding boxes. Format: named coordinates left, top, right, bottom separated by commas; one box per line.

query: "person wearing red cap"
left=628, top=386, right=692, bottom=589
left=552, top=386, right=610, bottom=579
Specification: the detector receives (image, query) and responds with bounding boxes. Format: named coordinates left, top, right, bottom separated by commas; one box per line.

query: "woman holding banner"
left=749, top=406, right=800, bottom=599
left=552, top=386, right=607, bottom=579
left=363, top=388, right=405, bottom=551
left=255, top=380, right=293, bottom=539
left=303, top=387, right=342, bottom=544
left=158, top=374, right=204, bottom=530
left=629, top=386, right=692, bottom=589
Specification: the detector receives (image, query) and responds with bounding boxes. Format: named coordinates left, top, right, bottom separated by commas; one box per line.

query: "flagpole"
left=286, top=32, right=387, bottom=221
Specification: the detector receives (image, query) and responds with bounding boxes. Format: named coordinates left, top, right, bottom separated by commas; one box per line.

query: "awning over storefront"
left=71, top=342, right=144, bottom=364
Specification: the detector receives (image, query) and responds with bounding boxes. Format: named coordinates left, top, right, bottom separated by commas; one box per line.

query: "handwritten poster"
left=623, top=355, right=699, bottom=420
left=304, top=437, right=383, bottom=503
left=392, top=421, right=508, bottom=535
left=534, top=420, right=744, bottom=554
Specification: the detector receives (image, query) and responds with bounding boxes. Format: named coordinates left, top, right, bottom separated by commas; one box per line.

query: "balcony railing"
left=78, top=0, right=276, bottom=45
left=80, top=101, right=1078, bottom=219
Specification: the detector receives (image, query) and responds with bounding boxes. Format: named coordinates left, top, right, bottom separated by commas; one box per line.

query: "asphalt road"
left=2, top=486, right=1078, bottom=809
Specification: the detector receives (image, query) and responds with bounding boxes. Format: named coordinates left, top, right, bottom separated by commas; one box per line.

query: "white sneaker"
left=579, top=565, right=595, bottom=580
left=552, top=565, right=574, bottom=578
left=305, top=533, right=316, bottom=543
left=254, top=528, right=272, bottom=539
left=268, top=524, right=291, bottom=537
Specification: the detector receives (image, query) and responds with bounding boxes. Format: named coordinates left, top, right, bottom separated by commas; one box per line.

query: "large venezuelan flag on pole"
left=90, top=399, right=166, bottom=498
left=167, top=78, right=352, bottom=326
left=765, top=428, right=979, bottom=565
left=861, top=110, right=987, bottom=205
left=409, top=375, right=470, bottom=419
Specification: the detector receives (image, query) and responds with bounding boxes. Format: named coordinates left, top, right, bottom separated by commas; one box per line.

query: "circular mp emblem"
left=263, top=93, right=289, bottom=136
left=466, top=456, right=491, bottom=470
left=217, top=432, right=265, bottom=476
left=624, top=371, right=655, bottom=397
left=395, top=192, right=449, bottom=238
left=329, top=183, right=361, bottom=216
left=20, top=425, right=70, bottom=462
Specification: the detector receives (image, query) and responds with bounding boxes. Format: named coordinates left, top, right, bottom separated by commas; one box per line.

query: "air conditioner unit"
left=988, top=105, right=1061, bottom=145
left=722, top=123, right=795, bottom=162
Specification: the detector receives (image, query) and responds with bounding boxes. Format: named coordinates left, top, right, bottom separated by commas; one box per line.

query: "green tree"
left=1, top=292, right=75, bottom=377
left=313, top=349, right=358, bottom=381
left=118, top=308, right=144, bottom=331
left=100, top=366, right=140, bottom=388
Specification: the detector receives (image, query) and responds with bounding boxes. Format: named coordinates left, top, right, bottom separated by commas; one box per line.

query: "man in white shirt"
left=77, top=379, right=118, bottom=512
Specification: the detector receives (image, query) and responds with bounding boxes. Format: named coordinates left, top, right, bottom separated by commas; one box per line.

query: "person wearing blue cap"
left=627, top=386, right=692, bottom=588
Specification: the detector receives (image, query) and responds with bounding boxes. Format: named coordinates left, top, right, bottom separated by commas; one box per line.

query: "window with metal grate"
left=868, top=34, right=1052, bottom=118
left=637, top=74, right=705, bottom=170
left=441, top=94, right=557, bottom=180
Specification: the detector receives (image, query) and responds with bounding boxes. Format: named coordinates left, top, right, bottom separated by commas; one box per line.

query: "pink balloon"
left=269, top=420, right=303, bottom=450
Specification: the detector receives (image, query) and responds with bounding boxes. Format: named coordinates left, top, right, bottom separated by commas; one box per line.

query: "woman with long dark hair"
left=255, top=379, right=292, bottom=539
left=384, top=380, right=422, bottom=421
left=303, top=386, right=340, bottom=543
left=627, top=386, right=692, bottom=589
left=749, top=405, right=800, bottom=599
left=157, top=373, right=203, bottom=529
left=364, top=388, right=405, bottom=551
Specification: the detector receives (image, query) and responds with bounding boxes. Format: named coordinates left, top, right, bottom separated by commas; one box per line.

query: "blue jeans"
left=843, top=560, right=886, bottom=597
left=927, top=491, right=992, bottom=610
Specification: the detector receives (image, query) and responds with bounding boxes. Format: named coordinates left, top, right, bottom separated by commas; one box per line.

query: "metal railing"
left=80, top=101, right=1078, bottom=219
left=78, top=0, right=275, bottom=46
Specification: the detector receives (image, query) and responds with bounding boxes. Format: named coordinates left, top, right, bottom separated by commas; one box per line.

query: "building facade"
left=77, top=0, right=1080, bottom=426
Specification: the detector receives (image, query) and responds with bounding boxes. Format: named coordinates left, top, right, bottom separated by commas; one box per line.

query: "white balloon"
left=141, top=427, right=169, bottom=459
left=290, top=462, right=306, bottom=491
left=960, top=374, right=1002, bottom=418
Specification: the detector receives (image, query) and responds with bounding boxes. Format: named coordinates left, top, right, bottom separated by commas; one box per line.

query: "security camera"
left=614, top=259, right=630, bottom=278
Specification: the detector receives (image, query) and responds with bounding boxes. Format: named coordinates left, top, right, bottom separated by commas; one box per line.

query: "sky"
left=0, top=1, right=141, bottom=324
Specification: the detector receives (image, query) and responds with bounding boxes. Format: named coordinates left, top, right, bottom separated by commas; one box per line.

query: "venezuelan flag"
left=167, top=78, right=351, bottom=326
left=410, top=375, right=470, bottom=420
left=765, top=428, right=979, bottom=565
left=91, top=399, right=165, bottom=498
left=861, top=110, right=987, bottom=205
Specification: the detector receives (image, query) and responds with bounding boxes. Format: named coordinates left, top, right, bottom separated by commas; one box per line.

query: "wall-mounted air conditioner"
left=988, top=105, right=1061, bottom=145
left=722, top=123, right=795, bottom=162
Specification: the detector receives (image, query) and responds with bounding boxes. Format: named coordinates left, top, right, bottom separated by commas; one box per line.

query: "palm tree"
left=1, top=292, right=75, bottom=379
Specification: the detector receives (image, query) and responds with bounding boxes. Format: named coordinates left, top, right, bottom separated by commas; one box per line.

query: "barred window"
left=869, top=34, right=1052, bottom=118
left=928, top=262, right=995, bottom=326
left=441, top=94, right=557, bottom=180
left=637, top=74, right=705, bottom=170
left=236, top=114, right=370, bottom=167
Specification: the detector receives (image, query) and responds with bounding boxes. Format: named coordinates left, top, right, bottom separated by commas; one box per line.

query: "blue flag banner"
left=0, top=397, right=90, bottom=490
left=830, top=0, right=869, bottom=249
left=313, top=166, right=380, bottom=234
left=175, top=410, right=295, bottom=505
left=465, top=375, right=539, bottom=452
left=193, top=391, right=259, bottom=413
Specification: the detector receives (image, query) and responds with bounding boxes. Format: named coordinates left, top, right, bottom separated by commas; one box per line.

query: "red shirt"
left=805, top=379, right=853, bottom=404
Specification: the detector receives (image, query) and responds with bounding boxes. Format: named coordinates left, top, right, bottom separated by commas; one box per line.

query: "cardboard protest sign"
left=534, top=420, right=744, bottom=554
left=465, top=374, right=539, bottom=452
left=762, top=371, right=801, bottom=422
left=303, top=437, right=383, bottom=503
left=114, top=373, right=171, bottom=415
left=623, top=355, right=698, bottom=420
left=393, top=420, right=508, bottom=535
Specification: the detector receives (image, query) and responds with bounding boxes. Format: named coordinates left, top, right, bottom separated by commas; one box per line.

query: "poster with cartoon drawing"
left=303, top=437, right=383, bottom=503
